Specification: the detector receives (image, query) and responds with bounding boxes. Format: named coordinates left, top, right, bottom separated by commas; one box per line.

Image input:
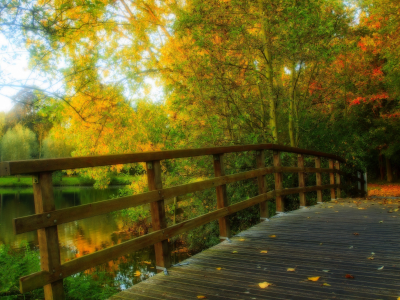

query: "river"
left=0, top=186, right=189, bottom=289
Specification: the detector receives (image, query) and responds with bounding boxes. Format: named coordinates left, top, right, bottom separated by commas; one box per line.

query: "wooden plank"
left=213, top=154, right=230, bottom=240
left=31, top=173, right=64, bottom=299
left=146, top=160, right=170, bottom=270
left=336, top=161, right=341, bottom=198
left=256, top=150, right=269, bottom=219
left=329, top=159, right=336, bottom=200
left=0, top=144, right=345, bottom=176
left=14, top=167, right=275, bottom=234
left=298, top=154, right=306, bottom=207
left=273, top=151, right=283, bottom=212
left=315, top=157, right=322, bottom=203
left=19, top=191, right=275, bottom=293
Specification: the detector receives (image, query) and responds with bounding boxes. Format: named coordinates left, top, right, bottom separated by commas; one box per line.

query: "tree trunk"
left=289, top=62, right=296, bottom=147
left=386, top=156, right=393, bottom=183
left=258, top=0, right=278, bottom=144
left=378, top=153, right=384, bottom=180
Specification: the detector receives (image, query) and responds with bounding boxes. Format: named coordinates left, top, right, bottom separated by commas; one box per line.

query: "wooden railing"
left=1, top=144, right=364, bottom=300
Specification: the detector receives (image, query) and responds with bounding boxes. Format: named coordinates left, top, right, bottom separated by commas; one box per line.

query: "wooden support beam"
left=336, top=161, right=341, bottom=199
left=146, top=161, right=170, bottom=271
left=273, top=151, right=283, bottom=212
left=298, top=154, right=306, bottom=207
left=213, top=154, right=230, bottom=241
left=256, top=150, right=269, bottom=220
left=329, top=159, right=336, bottom=200
left=315, top=157, right=322, bottom=203
left=32, top=172, right=64, bottom=300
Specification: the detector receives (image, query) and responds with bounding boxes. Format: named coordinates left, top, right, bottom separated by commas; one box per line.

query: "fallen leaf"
left=394, top=208, right=399, bottom=212
left=345, top=274, right=354, bottom=279
left=371, top=252, right=375, bottom=255
left=349, top=246, right=353, bottom=249
left=319, top=243, right=323, bottom=245
left=328, top=206, right=333, bottom=208
left=287, top=268, right=296, bottom=272
left=134, top=270, right=141, bottom=277
left=322, top=270, right=330, bottom=272
left=377, top=266, right=384, bottom=270
left=258, top=282, right=272, bottom=288
left=239, top=238, right=245, bottom=241
left=379, top=221, right=383, bottom=223
left=323, top=283, right=331, bottom=286
left=358, top=207, right=366, bottom=210
left=368, top=256, right=374, bottom=260
left=269, top=235, right=276, bottom=238
left=197, top=296, right=207, bottom=299
left=260, top=250, right=268, bottom=253
left=308, top=276, right=320, bottom=281
left=232, top=251, right=238, bottom=254
left=353, top=233, right=359, bottom=236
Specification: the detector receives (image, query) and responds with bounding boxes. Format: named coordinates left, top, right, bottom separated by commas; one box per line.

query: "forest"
left=0, top=0, right=399, bottom=184
left=0, top=0, right=400, bottom=298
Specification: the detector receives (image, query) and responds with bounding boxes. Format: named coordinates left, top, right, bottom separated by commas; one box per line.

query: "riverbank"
left=0, top=176, right=134, bottom=187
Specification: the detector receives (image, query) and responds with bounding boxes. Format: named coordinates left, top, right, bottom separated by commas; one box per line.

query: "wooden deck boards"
left=109, top=198, right=400, bottom=300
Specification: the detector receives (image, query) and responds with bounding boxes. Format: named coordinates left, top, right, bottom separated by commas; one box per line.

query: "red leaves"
left=345, top=274, right=355, bottom=279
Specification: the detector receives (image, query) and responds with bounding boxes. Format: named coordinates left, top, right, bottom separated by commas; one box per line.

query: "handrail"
left=0, top=144, right=345, bottom=176
left=3, top=144, right=362, bottom=299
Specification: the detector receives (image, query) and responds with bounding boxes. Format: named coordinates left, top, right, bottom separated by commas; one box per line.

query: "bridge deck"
left=109, top=198, right=400, bottom=300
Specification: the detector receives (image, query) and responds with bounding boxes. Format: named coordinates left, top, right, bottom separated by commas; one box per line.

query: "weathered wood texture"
left=0, top=144, right=345, bottom=176
left=315, top=157, right=322, bottom=203
left=329, top=159, right=336, bottom=200
left=256, top=150, right=268, bottom=219
left=30, top=173, right=64, bottom=300
left=146, top=160, right=170, bottom=270
left=336, top=161, right=341, bottom=198
left=298, top=154, right=306, bottom=207
left=213, top=154, right=231, bottom=240
left=109, top=198, right=400, bottom=300
left=273, top=151, right=283, bottom=212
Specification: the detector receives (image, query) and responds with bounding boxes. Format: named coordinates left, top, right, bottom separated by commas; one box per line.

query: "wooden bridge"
left=110, top=198, right=400, bottom=300
left=3, top=144, right=390, bottom=300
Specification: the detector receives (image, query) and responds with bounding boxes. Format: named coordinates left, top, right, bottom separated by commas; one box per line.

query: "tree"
left=1, top=124, right=37, bottom=161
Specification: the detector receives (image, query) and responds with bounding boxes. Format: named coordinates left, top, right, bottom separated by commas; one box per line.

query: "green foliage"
left=0, top=242, right=120, bottom=300
left=0, top=242, right=42, bottom=299
left=1, top=124, right=38, bottom=161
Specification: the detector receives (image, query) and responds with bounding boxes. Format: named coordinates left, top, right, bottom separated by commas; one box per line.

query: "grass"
left=0, top=176, right=134, bottom=187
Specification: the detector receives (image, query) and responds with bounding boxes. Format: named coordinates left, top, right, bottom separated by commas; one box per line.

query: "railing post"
left=256, top=150, right=269, bottom=220
left=213, top=154, right=231, bottom=241
left=360, top=171, right=366, bottom=198
left=33, top=172, right=64, bottom=300
left=335, top=161, right=341, bottom=199
left=173, top=197, right=177, bottom=225
left=273, top=151, right=284, bottom=213
left=146, top=160, right=170, bottom=271
left=329, top=159, right=336, bottom=200
left=315, top=157, right=322, bottom=203
left=298, top=154, right=306, bottom=207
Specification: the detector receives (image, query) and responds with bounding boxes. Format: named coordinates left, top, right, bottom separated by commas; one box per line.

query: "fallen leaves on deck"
left=258, top=282, right=272, bottom=288
left=308, top=276, right=320, bottom=281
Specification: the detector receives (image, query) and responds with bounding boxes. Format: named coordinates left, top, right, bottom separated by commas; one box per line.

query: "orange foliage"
left=368, top=183, right=400, bottom=197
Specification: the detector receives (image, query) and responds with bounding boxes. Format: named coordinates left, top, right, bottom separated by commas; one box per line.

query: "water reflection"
left=0, top=187, right=189, bottom=288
